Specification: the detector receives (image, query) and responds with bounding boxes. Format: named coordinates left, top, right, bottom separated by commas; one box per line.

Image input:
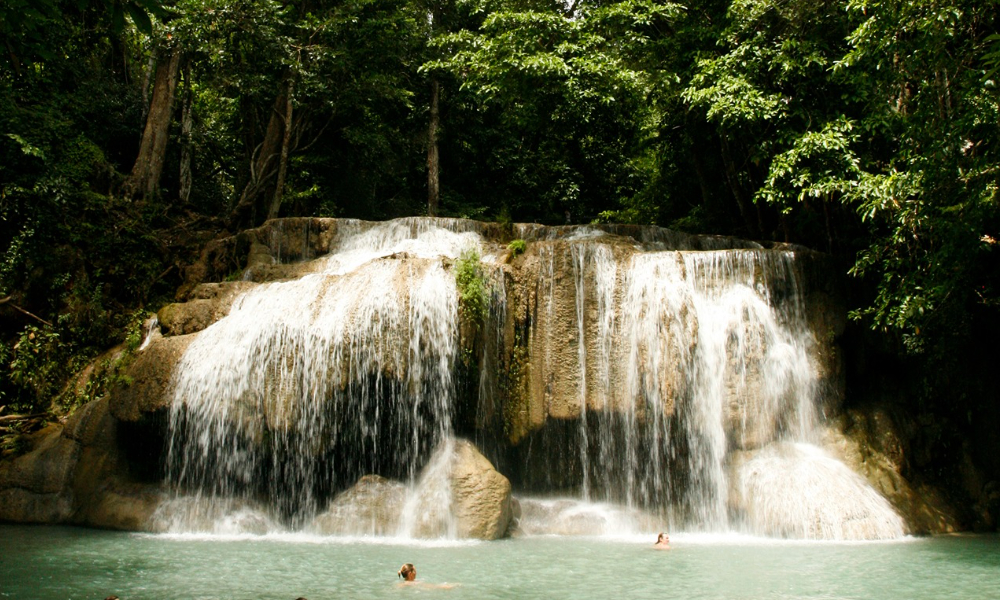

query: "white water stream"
left=161, top=220, right=475, bottom=531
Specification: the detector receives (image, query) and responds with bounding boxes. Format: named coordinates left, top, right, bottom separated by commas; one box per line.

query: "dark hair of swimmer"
left=398, top=563, right=416, bottom=581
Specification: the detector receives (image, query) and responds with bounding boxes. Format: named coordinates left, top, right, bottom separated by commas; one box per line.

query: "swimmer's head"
left=398, top=563, right=416, bottom=581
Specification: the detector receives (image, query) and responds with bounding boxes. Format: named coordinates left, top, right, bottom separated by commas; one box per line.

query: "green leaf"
left=125, top=2, right=153, bottom=35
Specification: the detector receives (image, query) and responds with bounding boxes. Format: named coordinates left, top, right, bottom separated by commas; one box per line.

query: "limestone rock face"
left=0, top=399, right=164, bottom=529
left=0, top=425, right=77, bottom=523
left=729, top=441, right=907, bottom=540
left=0, top=217, right=959, bottom=538
left=311, top=475, right=408, bottom=536
left=109, top=334, right=192, bottom=421
left=826, top=410, right=963, bottom=535
left=176, top=217, right=343, bottom=300
left=148, top=218, right=835, bottom=462
left=65, top=400, right=163, bottom=529
left=0, top=425, right=79, bottom=495
left=157, top=282, right=255, bottom=336
left=501, top=237, right=692, bottom=443
left=0, top=486, right=75, bottom=524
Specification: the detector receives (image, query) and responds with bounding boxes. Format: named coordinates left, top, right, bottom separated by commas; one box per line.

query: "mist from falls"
left=155, top=217, right=904, bottom=540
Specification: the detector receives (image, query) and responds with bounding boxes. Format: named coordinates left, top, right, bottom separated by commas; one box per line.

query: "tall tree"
left=427, top=78, right=441, bottom=217
left=124, top=41, right=182, bottom=201
left=267, top=74, right=295, bottom=220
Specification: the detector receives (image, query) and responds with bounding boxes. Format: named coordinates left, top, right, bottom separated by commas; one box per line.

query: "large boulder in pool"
left=311, top=475, right=408, bottom=536
left=405, top=439, right=513, bottom=540
left=450, top=439, right=514, bottom=539
left=310, top=441, right=512, bottom=540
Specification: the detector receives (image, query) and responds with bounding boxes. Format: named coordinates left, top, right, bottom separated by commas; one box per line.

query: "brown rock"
left=73, top=485, right=162, bottom=531
left=0, top=424, right=77, bottom=524
left=158, top=282, right=256, bottom=336
left=404, top=439, right=513, bottom=540
left=64, top=396, right=115, bottom=447
left=68, top=398, right=165, bottom=530
left=0, top=488, right=74, bottom=523
left=450, top=439, right=513, bottom=540
left=824, top=416, right=962, bottom=535
left=311, top=474, right=408, bottom=535
left=109, top=334, right=193, bottom=421
left=0, top=428, right=79, bottom=495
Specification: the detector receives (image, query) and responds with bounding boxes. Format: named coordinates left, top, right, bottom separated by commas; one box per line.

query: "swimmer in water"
left=397, top=563, right=456, bottom=589
left=654, top=532, right=671, bottom=549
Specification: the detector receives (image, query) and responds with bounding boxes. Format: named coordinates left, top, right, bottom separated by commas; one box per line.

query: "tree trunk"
left=268, top=77, right=295, bottom=221
left=5, top=38, right=22, bottom=76
left=125, top=46, right=182, bottom=201
left=719, top=136, right=760, bottom=238
left=178, top=59, right=194, bottom=205
left=427, top=78, right=440, bottom=217
left=230, top=88, right=289, bottom=227
left=140, top=49, right=157, bottom=126
left=822, top=197, right=834, bottom=252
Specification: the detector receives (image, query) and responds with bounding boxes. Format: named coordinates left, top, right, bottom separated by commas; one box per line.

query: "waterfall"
left=523, top=232, right=902, bottom=538
left=154, top=217, right=904, bottom=540
left=548, top=245, right=811, bottom=528
left=158, top=220, right=474, bottom=532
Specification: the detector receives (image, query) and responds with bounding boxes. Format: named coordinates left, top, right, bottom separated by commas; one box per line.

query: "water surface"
left=2, top=526, right=997, bottom=600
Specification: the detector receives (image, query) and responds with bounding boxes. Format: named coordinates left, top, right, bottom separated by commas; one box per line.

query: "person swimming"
left=654, top=532, right=671, bottom=549
left=397, top=563, right=456, bottom=589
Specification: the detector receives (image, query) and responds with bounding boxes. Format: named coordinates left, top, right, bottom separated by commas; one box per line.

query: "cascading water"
left=514, top=228, right=903, bottom=538
left=158, top=219, right=476, bottom=533
left=153, top=217, right=904, bottom=540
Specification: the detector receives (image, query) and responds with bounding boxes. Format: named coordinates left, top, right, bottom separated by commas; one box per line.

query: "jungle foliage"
left=1, top=0, right=998, bottom=470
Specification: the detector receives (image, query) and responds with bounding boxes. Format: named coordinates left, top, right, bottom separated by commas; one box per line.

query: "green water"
left=1, top=526, right=998, bottom=600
